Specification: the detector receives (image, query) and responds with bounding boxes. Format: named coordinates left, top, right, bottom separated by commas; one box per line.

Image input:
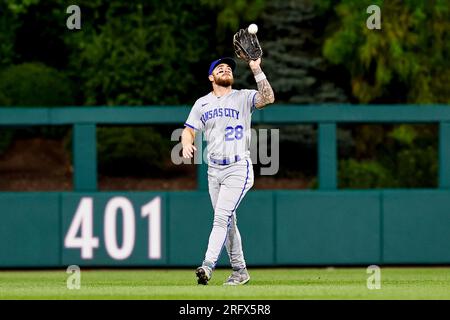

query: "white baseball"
left=248, top=24, right=258, bottom=34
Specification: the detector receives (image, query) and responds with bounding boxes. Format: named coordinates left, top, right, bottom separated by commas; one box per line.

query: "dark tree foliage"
left=234, top=0, right=349, bottom=104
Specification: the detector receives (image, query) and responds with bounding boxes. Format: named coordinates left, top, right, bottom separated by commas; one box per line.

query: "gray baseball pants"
left=202, top=158, right=254, bottom=270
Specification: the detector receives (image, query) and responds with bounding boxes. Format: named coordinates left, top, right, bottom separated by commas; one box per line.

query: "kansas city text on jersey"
left=200, top=107, right=240, bottom=125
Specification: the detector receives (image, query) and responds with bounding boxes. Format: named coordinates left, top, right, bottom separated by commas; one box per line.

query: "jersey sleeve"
left=184, top=100, right=205, bottom=132
left=246, top=89, right=259, bottom=113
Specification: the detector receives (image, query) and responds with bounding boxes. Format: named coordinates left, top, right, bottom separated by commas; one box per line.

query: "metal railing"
left=1, top=105, right=449, bottom=191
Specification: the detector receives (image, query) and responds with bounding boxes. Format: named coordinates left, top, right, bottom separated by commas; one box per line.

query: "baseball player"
left=181, top=56, right=275, bottom=285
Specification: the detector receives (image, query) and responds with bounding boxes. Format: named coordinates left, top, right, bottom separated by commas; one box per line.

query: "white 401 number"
left=64, top=196, right=161, bottom=260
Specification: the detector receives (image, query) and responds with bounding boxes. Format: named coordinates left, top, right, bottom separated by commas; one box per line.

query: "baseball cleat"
left=196, top=266, right=212, bottom=285
left=223, top=268, right=250, bottom=286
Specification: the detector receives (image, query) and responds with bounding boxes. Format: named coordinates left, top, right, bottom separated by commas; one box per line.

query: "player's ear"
left=208, top=74, right=214, bottom=83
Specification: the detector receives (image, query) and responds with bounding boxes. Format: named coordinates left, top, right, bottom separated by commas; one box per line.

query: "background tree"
left=320, top=0, right=446, bottom=188
left=235, top=0, right=349, bottom=104
left=323, top=0, right=449, bottom=103
left=64, top=1, right=216, bottom=105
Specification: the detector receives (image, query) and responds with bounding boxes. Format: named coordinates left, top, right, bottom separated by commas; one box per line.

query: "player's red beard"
left=214, top=74, right=234, bottom=87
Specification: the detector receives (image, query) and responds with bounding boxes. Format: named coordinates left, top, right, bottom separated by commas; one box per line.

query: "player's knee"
left=213, top=216, right=229, bottom=229
left=213, top=209, right=232, bottom=228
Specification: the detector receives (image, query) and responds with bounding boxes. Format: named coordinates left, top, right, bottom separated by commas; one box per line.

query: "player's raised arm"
left=249, top=58, right=275, bottom=109
left=232, top=26, right=274, bottom=110
left=181, top=126, right=197, bottom=158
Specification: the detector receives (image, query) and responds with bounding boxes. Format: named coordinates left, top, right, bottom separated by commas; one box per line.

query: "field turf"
left=0, top=267, right=449, bottom=300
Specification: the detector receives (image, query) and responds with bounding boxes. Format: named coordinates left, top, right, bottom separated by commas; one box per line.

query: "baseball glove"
left=233, top=28, right=262, bottom=62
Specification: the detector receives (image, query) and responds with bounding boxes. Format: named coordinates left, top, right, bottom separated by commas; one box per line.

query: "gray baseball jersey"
left=185, top=89, right=258, bottom=166
left=184, top=88, right=258, bottom=271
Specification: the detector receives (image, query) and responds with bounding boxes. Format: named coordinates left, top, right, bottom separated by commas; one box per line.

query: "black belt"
left=210, top=155, right=241, bottom=165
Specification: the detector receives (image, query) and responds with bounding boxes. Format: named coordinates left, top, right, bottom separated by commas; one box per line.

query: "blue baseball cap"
left=208, top=57, right=236, bottom=76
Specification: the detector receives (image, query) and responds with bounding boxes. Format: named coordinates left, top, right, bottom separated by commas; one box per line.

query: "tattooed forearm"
left=252, top=67, right=275, bottom=109
left=255, top=78, right=275, bottom=108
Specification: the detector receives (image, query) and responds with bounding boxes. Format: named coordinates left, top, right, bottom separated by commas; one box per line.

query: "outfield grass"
left=0, top=267, right=449, bottom=300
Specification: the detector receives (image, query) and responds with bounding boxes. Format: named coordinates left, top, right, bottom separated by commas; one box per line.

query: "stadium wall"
left=1, top=190, right=450, bottom=268
left=1, top=106, right=449, bottom=268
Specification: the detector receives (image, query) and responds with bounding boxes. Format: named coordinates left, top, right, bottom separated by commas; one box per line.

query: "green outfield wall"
left=0, top=106, right=449, bottom=267
left=1, top=190, right=450, bottom=268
